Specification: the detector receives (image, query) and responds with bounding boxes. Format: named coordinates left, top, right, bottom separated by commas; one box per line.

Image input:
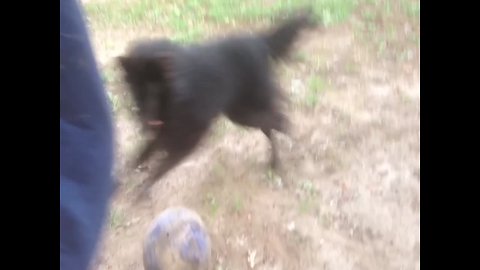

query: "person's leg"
left=60, top=0, right=114, bottom=269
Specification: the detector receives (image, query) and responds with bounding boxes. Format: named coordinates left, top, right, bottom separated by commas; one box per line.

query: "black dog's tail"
left=264, top=10, right=317, bottom=60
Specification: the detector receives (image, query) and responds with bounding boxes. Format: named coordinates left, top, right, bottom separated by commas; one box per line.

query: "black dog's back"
left=119, top=12, right=316, bottom=197
left=180, top=11, right=316, bottom=120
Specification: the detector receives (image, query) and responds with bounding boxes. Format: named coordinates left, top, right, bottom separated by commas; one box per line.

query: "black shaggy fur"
left=118, top=12, right=316, bottom=196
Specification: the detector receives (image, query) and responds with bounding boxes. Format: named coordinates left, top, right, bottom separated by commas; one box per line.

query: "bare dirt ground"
left=88, top=3, right=420, bottom=270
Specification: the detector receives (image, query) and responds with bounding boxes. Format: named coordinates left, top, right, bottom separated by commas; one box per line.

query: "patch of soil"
left=92, top=6, right=419, bottom=270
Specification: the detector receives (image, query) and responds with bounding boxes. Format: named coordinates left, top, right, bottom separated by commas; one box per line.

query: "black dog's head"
left=118, top=53, right=174, bottom=132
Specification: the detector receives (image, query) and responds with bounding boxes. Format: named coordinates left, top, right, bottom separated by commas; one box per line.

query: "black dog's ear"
left=117, top=56, right=136, bottom=72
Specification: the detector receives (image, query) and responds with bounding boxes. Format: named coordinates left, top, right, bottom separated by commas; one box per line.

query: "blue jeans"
left=60, top=0, right=114, bottom=269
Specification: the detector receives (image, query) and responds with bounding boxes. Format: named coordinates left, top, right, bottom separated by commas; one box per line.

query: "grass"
left=205, top=192, right=220, bottom=217
left=401, top=0, right=420, bottom=18
left=359, top=0, right=419, bottom=25
left=355, top=0, right=419, bottom=61
left=101, top=68, right=117, bottom=84
left=109, top=208, right=125, bottom=229
left=297, top=179, right=319, bottom=215
left=298, top=179, right=316, bottom=196
left=203, top=161, right=228, bottom=217
left=107, top=91, right=121, bottom=112
left=361, top=8, right=376, bottom=22
left=84, top=0, right=361, bottom=117
left=265, top=168, right=283, bottom=188
left=293, top=52, right=308, bottom=63
left=305, top=75, right=326, bottom=108
left=205, top=0, right=358, bottom=26
left=85, top=0, right=359, bottom=43
left=231, top=195, right=244, bottom=214
left=344, top=59, right=358, bottom=74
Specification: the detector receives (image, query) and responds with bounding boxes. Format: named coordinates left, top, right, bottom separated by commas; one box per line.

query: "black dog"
left=118, top=12, right=316, bottom=195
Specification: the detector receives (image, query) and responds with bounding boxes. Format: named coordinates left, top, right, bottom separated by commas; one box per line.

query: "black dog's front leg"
left=262, top=128, right=279, bottom=170
left=134, top=142, right=198, bottom=202
left=133, top=125, right=208, bottom=202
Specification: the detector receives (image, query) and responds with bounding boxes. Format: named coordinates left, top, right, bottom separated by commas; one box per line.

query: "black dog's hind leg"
left=262, top=128, right=279, bottom=169
left=227, top=107, right=288, bottom=170
left=261, top=111, right=289, bottom=169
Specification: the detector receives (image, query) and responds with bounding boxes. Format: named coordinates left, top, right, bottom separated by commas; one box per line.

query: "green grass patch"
left=205, top=192, right=220, bottom=217
left=297, top=180, right=319, bottom=215
left=109, top=208, right=125, bottom=229
left=107, top=91, right=121, bottom=112
left=230, top=195, right=244, bottom=214
left=305, top=75, right=326, bottom=108
left=402, top=0, right=420, bottom=18
left=85, top=0, right=359, bottom=42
